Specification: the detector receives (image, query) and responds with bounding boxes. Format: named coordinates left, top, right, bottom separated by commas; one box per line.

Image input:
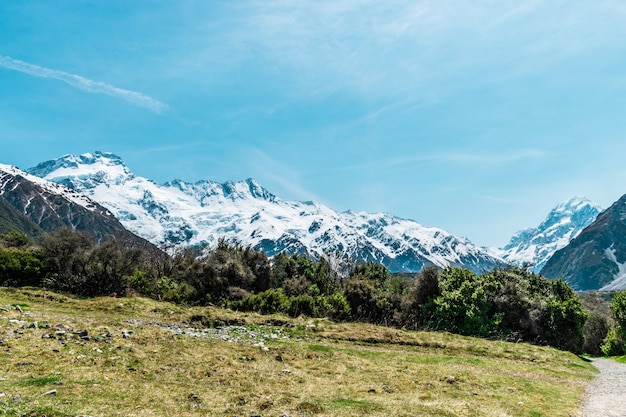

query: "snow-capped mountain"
left=541, top=194, right=626, bottom=291
left=0, top=163, right=160, bottom=252
left=27, top=151, right=505, bottom=273
left=495, top=196, right=601, bottom=273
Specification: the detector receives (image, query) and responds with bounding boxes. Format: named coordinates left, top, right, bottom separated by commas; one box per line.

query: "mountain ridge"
left=27, top=151, right=505, bottom=274
left=496, top=196, right=601, bottom=273
left=541, top=194, right=626, bottom=291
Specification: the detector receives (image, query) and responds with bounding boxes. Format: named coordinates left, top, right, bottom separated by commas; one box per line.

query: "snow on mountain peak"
left=500, top=196, right=602, bottom=272
left=29, top=151, right=134, bottom=190
left=25, top=152, right=504, bottom=273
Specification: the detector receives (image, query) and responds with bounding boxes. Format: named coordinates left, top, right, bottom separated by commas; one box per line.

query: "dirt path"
left=582, top=358, right=626, bottom=417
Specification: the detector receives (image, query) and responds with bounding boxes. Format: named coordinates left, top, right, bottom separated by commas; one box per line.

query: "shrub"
left=428, top=267, right=500, bottom=337
left=583, top=313, right=610, bottom=356
left=288, top=294, right=318, bottom=317
left=602, top=328, right=625, bottom=356
left=232, top=288, right=290, bottom=315
left=0, top=247, right=46, bottom=287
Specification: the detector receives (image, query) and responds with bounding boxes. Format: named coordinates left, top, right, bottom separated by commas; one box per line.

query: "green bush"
left=428, top=267, right=500, bottom=337
left=0, top=247, right=46, bottom=287
left=583, top=313, right=610, bottom=356
left=288, top=294, right=318, bottom=317
left=602, top=328, right=625, bottom=356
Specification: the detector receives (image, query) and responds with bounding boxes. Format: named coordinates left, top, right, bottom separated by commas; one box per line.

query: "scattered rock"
left=367, top=388, right=377, bottom=393
left=43, top=389, right=57, bottom=396
left=76, top=330, right=89, bottom=340
left=9, top=319, right=27, bottom=328
left=10, top=393, right=26, bottom=403
left=281, top=369, right=291, bottom=374
left=444, top=375, right=456, bottom=384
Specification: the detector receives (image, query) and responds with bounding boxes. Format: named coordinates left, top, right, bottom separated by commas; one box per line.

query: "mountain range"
left=2, top=151, right=622, bottom=290
left=26, top=152, right=505, bottom=274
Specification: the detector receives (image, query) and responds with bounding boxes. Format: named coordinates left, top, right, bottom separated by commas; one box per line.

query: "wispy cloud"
left=0, top=55, right=169, bottom=114
left=330, top=148, right=550, bottom=173
left=429, top=148, right=550, bottom=164
left=245, top=147, right=324, bottom=202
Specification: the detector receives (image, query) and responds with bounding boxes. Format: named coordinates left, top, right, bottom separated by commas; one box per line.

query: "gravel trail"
left=582, top=358, right=626, bottom=417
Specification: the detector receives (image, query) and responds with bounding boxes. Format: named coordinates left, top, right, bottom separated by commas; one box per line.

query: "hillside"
left=0, top=163, right=161, bottom=254
left=0, top=198, right=43, bottom=237
left=0, top=287, right=595, bottom=417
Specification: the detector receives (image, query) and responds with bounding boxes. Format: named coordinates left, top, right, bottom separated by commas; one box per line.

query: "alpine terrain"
left=0, top=163, right=159, bottom=252
left=541, top=194, right=626, bottom=291
left=28, top=151, right=505, bottom=274
left=495, top=196, right=601, bottom=273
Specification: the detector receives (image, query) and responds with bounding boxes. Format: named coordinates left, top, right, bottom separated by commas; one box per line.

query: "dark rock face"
left=541, top=194, right=626, bottom=291
left=0, top=166, right=161, bottom=254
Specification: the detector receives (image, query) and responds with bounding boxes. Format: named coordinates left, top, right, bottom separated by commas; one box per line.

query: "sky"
left=2, top=1, right=626, bottom=248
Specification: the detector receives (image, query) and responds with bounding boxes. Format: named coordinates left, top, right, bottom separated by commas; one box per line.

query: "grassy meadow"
left=0, top=287, right=596, bottom=416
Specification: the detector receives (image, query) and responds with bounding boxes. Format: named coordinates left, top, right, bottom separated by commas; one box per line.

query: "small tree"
left=401, top=266, right=440, bottom=329
left=602, top=290, right=626, bottom=356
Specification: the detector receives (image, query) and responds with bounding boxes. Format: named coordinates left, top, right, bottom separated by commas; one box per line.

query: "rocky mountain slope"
left=495, top=197, right=601, bottom=273
left=0, top=163, right=160, bottom=252
left=27, top=152, right=505, bottom=274
left=541, top=194, right=626, bottom=291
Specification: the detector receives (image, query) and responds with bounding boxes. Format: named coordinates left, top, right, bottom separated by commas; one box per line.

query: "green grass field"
left=0, top=287, right=596, bottom=416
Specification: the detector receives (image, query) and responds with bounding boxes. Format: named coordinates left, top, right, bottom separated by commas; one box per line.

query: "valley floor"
left=0, top=287, right=596, bottom=416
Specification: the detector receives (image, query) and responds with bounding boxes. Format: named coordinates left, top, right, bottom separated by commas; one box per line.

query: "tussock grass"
left=0, top=287, right=595, bottom=416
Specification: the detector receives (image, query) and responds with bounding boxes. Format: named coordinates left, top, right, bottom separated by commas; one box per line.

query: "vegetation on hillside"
left=0, top=228, right=619, bottom=354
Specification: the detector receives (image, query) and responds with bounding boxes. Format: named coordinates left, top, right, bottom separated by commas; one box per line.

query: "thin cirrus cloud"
left=0, top=55, right=169, bottom=114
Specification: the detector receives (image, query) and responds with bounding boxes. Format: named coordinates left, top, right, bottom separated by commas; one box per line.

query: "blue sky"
left=2, top=1, right=626, bottom=247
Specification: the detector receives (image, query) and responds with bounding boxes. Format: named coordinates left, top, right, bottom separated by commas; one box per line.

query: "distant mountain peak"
left=551, top=195, right=601, bottom=215
left=541, top=193, right=626, bottom=290
left=29, top=151, right=134, bottom=190
left=499, top=196, right=602, bottom=272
